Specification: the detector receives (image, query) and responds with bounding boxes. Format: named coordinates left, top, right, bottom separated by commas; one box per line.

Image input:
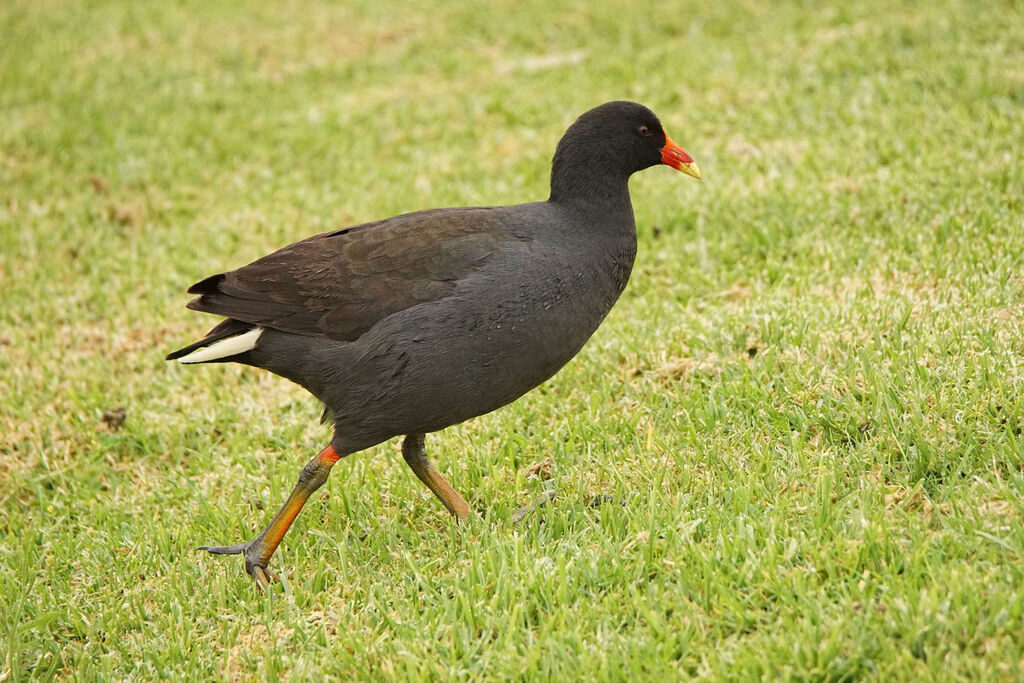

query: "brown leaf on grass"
left=621, top=530, right=650, bottom=554
left=524, top=456, right=553, bottom=480
left=87, top=174, right=109, bottom=194
left=106, top=201, right=142, bottom=226
left=101, top=406, right=127, bottom=431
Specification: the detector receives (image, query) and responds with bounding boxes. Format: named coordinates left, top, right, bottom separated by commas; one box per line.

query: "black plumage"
left=168, top=101, right=700, bottom=586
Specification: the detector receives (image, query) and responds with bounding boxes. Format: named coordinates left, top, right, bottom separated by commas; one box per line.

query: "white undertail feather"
left=177, top=327, right=263, bottom=364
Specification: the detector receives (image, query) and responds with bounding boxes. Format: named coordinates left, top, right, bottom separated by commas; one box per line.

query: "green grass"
left=2, top=0, right=1024, bottom=678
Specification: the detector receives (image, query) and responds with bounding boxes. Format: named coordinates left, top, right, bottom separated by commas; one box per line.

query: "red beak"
left=660, top=131, right=701, bottom=179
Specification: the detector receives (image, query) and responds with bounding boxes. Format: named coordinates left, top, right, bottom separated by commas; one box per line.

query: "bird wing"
left=185, top=206, right=520, bottom=341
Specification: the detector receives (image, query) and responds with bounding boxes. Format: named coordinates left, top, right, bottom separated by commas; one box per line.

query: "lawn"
left=2, top=0, right=1023, bottom=679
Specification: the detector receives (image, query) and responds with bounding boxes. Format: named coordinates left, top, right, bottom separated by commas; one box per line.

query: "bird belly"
left=326, top=273, right=622, bottom=445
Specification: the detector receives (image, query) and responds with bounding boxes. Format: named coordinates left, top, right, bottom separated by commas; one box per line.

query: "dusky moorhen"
left=168, top=100, right=700, bottom=586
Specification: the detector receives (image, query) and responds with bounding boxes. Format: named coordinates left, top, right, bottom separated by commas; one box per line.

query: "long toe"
left=199, top=540, right=278, bottom=589
left=198, top=542, right=250, bottom=555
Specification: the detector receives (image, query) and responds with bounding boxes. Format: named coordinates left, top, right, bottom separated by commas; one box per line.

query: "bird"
left=167, top=100, right=700, bottom=586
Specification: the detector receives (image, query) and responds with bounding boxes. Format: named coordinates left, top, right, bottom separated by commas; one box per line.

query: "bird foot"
left=510, top=490, right=557, bottom=524
left=586, top=494, right=623, bottom=508
left=510, top=491, right=626, bottom=524
left=199, top=541, right=278, bottom=588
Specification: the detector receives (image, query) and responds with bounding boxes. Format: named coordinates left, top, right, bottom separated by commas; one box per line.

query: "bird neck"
left=547, top=130, right=636, bottom=220
left=548, top=167, right=634, bottom=224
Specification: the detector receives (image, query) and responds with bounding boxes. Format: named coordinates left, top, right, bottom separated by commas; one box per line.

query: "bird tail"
left=166, top=320, right=262, bottom=363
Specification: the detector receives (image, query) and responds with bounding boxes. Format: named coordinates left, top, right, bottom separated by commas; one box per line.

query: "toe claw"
left=248, top=564, right=278, bottom=589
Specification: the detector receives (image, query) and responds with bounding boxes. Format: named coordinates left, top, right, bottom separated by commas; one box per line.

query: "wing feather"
left=185, top=207, right=518, bottom=341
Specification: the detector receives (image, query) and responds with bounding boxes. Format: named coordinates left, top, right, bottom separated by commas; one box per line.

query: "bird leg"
left=200, top=444, right=341, bottom=587
left=401, top=433, right=470, bottom=519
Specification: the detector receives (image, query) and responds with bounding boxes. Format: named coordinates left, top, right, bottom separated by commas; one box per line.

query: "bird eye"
left=637, top=125, right=651, bottom=137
